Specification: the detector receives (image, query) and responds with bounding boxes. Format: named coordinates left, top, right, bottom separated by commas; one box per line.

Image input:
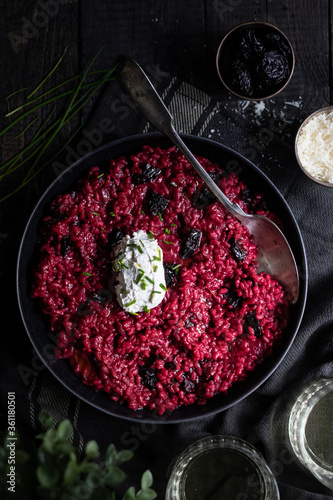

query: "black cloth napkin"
left=2, top=69, right=333, bottom=499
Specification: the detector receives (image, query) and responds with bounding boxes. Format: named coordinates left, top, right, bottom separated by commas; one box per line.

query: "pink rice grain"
left=32, top=145, right=289, bottom=415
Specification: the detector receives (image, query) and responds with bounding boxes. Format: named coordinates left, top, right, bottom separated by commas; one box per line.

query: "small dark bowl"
left=17, top=133, right=307, bottom=423
left=216, top=21, right=295, bottom=101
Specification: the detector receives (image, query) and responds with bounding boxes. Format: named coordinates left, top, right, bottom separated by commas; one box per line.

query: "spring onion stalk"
left=0, top=48, right=117, bottom=203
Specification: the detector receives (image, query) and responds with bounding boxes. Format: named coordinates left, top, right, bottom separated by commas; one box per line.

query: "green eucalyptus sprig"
left=0, top=412, right=157, bottom=500
left=0, top=48, right=117, bottom=203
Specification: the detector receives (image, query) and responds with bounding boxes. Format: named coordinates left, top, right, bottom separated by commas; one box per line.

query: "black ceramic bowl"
left=216, top=21, right=295, bottom=100
left=17, top=133, right=307, bottom=423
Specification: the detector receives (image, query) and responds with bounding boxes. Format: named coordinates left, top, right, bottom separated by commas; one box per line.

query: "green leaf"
left=85, top=440, right=100, bottom=458
left=138, top=489, right=157, bottom=500
left=141, top=470, right=153, bottom=490
left=106, top=443, right=117, bottom=466
left=122, top=486, right=136, bottom=500
left=57, top=419, right=73, bottom=440
left=103, top=465, right=126, bottom=488
left=38, top=412, right=54, bottom=428
left=63, top=456, right=79, bottom=484
left=136, top=489, right=157, bottom=500
left=53, top=441, right=75, bottom=456
left=36, top=464, right=60, bottom=488
left=78, top=461, right=99, bottom=475
left=41, top=429, right=57, bottom=453
left=117, top=449, right=133, bottom=463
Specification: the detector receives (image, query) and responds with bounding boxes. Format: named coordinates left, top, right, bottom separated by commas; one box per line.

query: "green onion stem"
left=1, top=116, right=40, bottom=148
left=0, top=49, right=117, bottom=203
left=19, top=59, right=111, bottom=185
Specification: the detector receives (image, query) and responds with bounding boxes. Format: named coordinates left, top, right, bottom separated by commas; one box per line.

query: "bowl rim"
left=295, top=105, right=333, bottom=187
left=16, top=132, right=308, bottom=423
left=216, top=20, right=295, bottom=101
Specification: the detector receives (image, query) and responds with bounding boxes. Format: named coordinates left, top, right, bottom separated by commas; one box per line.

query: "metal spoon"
left=116, top=58, right=299, bottom=304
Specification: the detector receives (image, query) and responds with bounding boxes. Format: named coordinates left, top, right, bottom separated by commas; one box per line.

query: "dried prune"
left=244, top=313, right=262, bottom=338
left=255, top=50, right=289, bottom=91
left=239, top=29, right=265, bottom=62
left=225, top=27, right=291, bottom=98
left=90, top=290, right=112, bottom=305
left=239, top=187, right=253, bottom=206
left=180, top=229, right=202, bottom=259
left=60, top=235, right=71, bottom=256
left=142, top=163, right=161, bottom=180
left=185, top=317, right=195, bottom=328
left=224, top=285, right=243, bottom=309
left=164, top=263, right=176, bottom=287
left=107, top=228, right=125, bottom=248
left=192, top=186, right=217, bottom=209
left=131, top=163, right=161, bottom=185
left=164, top=361, right=176, bottom=370
left=139, top=367, right=158, bottom=389
left=229, top=237, right=247, bottom=263
left=131, top=173, right=147, bottom=185
left=146, top=190, right=169, bottom=216
left=180, top=377, right=196, bottom=393
left=230, top=59, right=253, bottom=97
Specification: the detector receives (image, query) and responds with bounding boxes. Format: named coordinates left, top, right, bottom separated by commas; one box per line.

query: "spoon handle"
left=116, top=58, right=245, bottom=219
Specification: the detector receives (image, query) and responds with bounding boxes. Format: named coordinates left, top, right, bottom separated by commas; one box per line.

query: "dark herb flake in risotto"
left=32, top=145, right=289, bottom=415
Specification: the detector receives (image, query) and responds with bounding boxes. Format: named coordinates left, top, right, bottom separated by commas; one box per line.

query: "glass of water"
left=288, top=378, right=333, bottom=489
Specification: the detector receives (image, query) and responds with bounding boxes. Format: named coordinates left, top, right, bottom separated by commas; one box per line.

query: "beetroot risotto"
left=32, top=145, right=289, bottom=414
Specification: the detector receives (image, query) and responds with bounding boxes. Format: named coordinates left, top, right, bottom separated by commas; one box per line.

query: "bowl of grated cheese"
left=295, top=106, right=333, bottom=186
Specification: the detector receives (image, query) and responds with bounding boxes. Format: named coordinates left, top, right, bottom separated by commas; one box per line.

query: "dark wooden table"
left=1, top=1, right=332, bottom=499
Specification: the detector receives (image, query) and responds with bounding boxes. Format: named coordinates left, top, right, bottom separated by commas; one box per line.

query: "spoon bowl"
left=116, top=58, right=299, bottom=304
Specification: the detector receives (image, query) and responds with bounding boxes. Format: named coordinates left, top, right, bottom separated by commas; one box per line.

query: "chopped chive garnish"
left=143, top=306, right=150, bottom=313
left=109, top=211, right=115, bottom=217
left=118, top=260, right=128, bottom=269
left=135, top=269, right=144, bottom=284
left=91, top=212, right=99, bottom=216
left=170, top=223, right=177, bottom=227
left=141, top=210, right=145, bottom=215
left=146, top=276, right=155, bottom=285
left=137, top=245, right=143, bottom=254
left=115, top=251, right=123, bottom=258
left=148, top=231, right=154, bottom=240
left=165, top=228, right=170, bottom=234
left=82, top=271, right=91, bottom=276
left=159, top=283, right=167, bottom=291
left=127, top=243, right=137, bottom=247
left=139, top=239, right=145, bottom=248
left=130, top=312, right=138, bottom=316
left=151, top=291, right=161, bottom=296
left=158, top=212, right=163, bottom=221
left=141, top=281, right=147, bottom=290
left=153, top=265, right=158, bottom=272
left=97, top=173, right=104, bottom=178
left=162, top=240, right=174, bottom=244
left=101, top=228, right=106, bottom=232
left=172, top=264, right=182, bottom=270
left=113, top=262, right=119, bottom=272
left=121, top=290, right=126, bottom=295
left=124, top=299, right=136, bottom=307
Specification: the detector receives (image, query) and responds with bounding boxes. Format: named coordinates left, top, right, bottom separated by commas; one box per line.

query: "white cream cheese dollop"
left=113, top=230, right=166, bottom=313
